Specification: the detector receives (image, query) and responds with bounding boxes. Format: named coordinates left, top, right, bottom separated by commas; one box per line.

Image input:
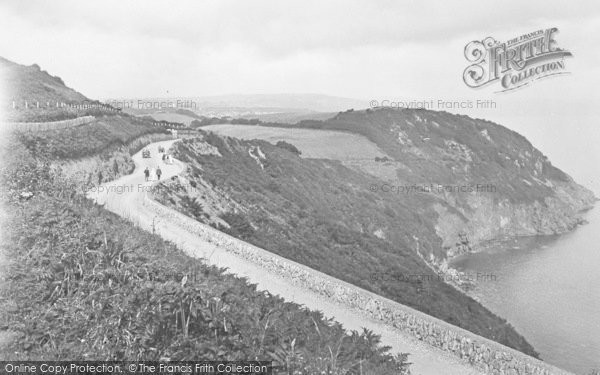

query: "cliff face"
left=295, top=108, right=596, bottom=257
left=436, top=180, right=595, bottom=258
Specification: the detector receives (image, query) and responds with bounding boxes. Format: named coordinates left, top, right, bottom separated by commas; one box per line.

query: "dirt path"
left=88, top=140, right=484, bottom=375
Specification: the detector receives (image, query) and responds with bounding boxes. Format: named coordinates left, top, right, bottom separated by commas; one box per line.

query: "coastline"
left=428, top=197, right=596, bottom=293
left=446, top=204, right=600, bottom=373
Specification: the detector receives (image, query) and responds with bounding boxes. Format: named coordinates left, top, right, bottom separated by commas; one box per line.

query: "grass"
left=15, top=114, right=170, bottom=160
left=290, top=108, right=574, bottom=203
left=201, top=124, right=387, bottom=161
left=207, top=107, right=582, bottom=205
left=0, top=120, right=411, bottom=374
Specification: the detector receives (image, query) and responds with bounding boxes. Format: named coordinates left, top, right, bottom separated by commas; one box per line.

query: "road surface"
left=88, top=139, right=484, bottom=375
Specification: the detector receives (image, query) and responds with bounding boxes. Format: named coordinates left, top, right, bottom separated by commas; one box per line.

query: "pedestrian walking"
left=144, top=167, right=149, bottom=182
left=156, top=166, right=162, bottom=180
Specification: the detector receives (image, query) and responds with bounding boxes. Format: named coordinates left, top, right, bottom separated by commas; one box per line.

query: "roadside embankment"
left=134, top=145, right=573, bottom=375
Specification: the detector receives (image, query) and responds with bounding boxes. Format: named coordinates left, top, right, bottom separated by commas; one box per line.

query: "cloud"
left=3, top=0, right=599, bottom=59
left=0, top=0, right=598, bottom=101
left=1, top=0, right=599, bottom=193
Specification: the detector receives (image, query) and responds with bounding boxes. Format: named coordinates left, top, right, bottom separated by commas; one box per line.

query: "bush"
left=16, top=115, right=168, bottom=160
left=220, top=211, right=255, bottom=240
left=275, top=141, right=301, bottom=155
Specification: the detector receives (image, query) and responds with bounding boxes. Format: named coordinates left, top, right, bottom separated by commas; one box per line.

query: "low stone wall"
left=3, top=116, right=95, bottom=132
left=142, top=177, right=573, bottom=375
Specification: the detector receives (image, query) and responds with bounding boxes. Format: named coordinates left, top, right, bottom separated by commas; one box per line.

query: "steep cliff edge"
left=290, top=108, right=596, bottom=258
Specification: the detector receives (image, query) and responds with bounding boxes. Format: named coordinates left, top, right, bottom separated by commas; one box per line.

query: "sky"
left=1, top=0, right=599, bottom=194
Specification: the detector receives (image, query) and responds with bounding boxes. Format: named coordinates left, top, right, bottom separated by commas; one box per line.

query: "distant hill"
left=114, top=94, right=366, bottom=120
left=192, top=93, right=367, bottom=113
left=0, top=56, right=88, bottom=106
left=239, top=111, right=338, bottom=123
left=197, top=108, right=597, bottom=286
left=145, top=112, right=197, bottom=126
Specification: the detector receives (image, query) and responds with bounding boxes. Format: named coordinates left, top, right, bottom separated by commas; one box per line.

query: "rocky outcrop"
left=248, top=145, right=266, bottom=169
left=435, top=181, right=596, bottom=258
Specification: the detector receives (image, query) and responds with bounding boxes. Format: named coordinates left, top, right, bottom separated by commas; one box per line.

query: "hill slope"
left=153, top=133, right=539, bottom=357
left=156, top=108, right=595, bottom=358
left=0, top=60, right=411, bottom=373
left=266, top=108, right=596, bottom=259
left=192, top=93, right=366, bottom=113
left=1, top=56, right=88, bottom=105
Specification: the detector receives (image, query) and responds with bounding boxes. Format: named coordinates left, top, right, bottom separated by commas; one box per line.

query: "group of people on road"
left=143, top=144, right=172, bottom=181
left=144, top=166, right=162, bottom=182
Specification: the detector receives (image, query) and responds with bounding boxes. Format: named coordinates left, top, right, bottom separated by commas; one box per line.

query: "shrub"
left=275, top=141, right=301, bottom=155
left=220, top=212, right=255, bottom=240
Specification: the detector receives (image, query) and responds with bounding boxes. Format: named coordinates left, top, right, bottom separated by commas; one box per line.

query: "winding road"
left=88, top=139, right=484, bottom=375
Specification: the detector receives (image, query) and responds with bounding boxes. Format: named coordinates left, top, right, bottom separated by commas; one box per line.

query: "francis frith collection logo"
left=463, top=27, right=572, bottom=92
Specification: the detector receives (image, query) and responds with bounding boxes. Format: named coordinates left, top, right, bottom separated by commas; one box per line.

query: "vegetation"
left=158, top=134, right=540, bottom=358
left=206, top=107, right=582, bottom=205
left=1, top=56, right=92, bottom=122
left=6, top=105, right=123, bottom=123
left=174, top=108, right=203, bottom=119
left=219, top=211, right=256, bottom=240
left=16, top=115, right=168, bottom=160
left=192, top=117, right=260, bottom=127
left=275, top=141, right=302, bottom=155
left=374, top=156, right=391, bottom=162
left=0, top=126, right=411, bottom=373
left=289, top=108, right=573, bottom=203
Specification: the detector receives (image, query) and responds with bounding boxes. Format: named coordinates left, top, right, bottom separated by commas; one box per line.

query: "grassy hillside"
left=209, top=109, right=595, bottom=257
left=154, top=134, right=539, bottom=357
left=201, top=124, right=388, bottom=162
left=0, top=56, right=88, bottom=105
left=0, top=132, right=410, bottom=374
left=290, top=108, right=591, bottom=204
left=16, top=115, right=169, bottom=160
left=12, top=114, right=173, bottom=189
left=0, top=56, right=412, bottom=372
left=0, top=56, right=120, bottom=122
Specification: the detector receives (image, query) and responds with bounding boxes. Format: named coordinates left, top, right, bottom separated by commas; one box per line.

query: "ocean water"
left=451, top=206, right=600, bottom=374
